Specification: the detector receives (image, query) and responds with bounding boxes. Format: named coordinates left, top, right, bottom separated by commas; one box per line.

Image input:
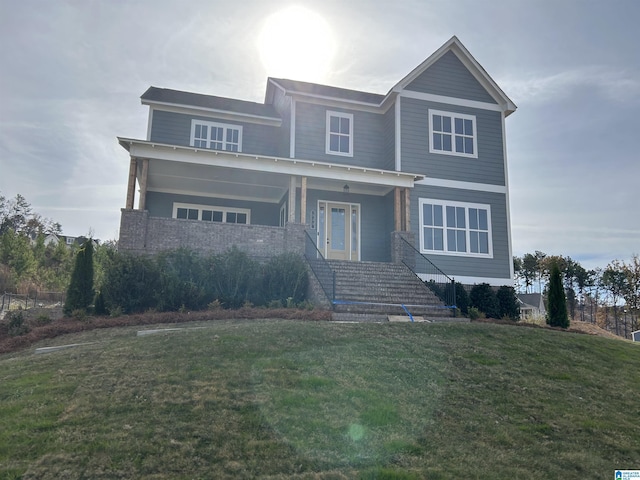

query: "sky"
left=0, top=0, right=638, bottom=270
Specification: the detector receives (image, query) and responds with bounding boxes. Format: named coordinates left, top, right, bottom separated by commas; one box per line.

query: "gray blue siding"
left=406, top=51, right=497, bottom=104
left=409, top=184, right=511, bottom=281
left=383, top=107, right=396, bottom=171
left=400, top=97, right=505, bottom=185
left=149, top=110, right=283, bottom=157
left=294, top=102, right=389, bottom=168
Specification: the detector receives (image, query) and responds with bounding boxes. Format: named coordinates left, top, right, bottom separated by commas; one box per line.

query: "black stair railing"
left=398, top=236, right=457, bottom=314
left=304, top=230, right=336, bottom=306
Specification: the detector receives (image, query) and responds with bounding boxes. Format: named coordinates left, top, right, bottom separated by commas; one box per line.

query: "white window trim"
left=325, top=111, right=354, bottom=157
left=428, top=109, right=478, bottom=159
left=418, top=198, right=492, bottom=258
left=189, top=119, right=243, bottom=152
left=172, top=202, right=251, bottom=224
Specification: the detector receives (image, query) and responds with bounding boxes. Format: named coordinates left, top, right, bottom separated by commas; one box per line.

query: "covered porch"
left=118, top=138, right=422, bottom=260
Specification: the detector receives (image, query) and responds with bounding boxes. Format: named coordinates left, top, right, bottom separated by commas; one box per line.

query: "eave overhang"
left=118, top=137, right=423, bottom=189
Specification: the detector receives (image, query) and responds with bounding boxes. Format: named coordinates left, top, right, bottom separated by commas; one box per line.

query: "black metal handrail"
left=304, top=230, right=335, bottom=306
left=398, top=236, right=457, bottom=312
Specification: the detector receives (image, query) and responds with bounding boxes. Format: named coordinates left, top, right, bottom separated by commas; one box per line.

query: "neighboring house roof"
left=517, top=293, right=546, bottom=313
left=141, top=86, right=281, bottom=120
left=267, top=78, right=386, bottom=105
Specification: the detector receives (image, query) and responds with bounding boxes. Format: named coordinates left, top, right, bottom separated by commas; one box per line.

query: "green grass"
left=1, top=320, right=639, bottom=479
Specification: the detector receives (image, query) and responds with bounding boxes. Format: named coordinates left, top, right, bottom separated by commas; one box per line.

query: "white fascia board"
left=289, top=93, right=384, bottom=114
left=400, top=90, right=504, bottom=113
left=395, top=97, right=402, bottom=171
left=502, top=112, right=514, bottom=281
left=141, top=100, right=282, bottom=126
left=416, top=177, right=507, bottom=194
left=147, top=187, right=279, bottom=204
left=418, top=273, right=513, bottom=287
left=119, top=138, right=422, bottom=188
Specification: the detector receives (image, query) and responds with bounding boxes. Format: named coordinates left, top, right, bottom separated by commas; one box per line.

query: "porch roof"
left=118, top=137, right=423, bottom=201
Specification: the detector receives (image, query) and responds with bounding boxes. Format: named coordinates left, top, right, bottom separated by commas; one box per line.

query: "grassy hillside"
left=1, top=320, right=638, bottom=479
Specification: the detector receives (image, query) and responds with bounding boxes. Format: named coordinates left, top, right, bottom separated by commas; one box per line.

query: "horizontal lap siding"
left=406, top=51, right=497, bottom=104
left=295, top=102, right=387, bottom=169
left=410, top=185, right=511, bottom=280
left=383, top=107, right=395, bottom=171
left=400, top=97, right=504, bottom=185
left=150, top=110, right=282, bottom=157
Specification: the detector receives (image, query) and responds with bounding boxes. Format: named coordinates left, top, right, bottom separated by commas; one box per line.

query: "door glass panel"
left=351, top=207, right=358, bottom=255
left=331, top=208, right=346, bottom=250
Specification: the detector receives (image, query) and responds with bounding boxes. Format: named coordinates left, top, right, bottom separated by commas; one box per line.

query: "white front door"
left=318, top=201, right=360, bottom=260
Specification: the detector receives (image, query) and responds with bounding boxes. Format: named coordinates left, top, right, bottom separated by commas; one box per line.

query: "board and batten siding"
left=294, top=102, right=388, bottom=169
left=149, top=110, right=282, bottom=157
left=405, top=50, right=497, bottom=104
left=400, top=97, right=505, bottom=185
left=409, top=185, right=511, bottom=281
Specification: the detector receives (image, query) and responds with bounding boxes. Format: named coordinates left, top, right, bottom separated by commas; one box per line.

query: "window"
left=173, top=203, right=250, bottom=224
left=429, top=110, right=477, bottom=158
left=190, top=120, right=242, bottom=152
left=326, top=111, right=353, bottom=156
left=419, top=199, right=491, bottom=257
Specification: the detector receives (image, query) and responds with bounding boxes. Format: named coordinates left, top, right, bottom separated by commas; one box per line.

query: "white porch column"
left=288, top=175, right=297, bottom=223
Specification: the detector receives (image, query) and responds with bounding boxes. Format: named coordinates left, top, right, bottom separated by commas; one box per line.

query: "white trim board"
left=400, top=90, right=503, bottom=112
left=415, top=178, right=506, bottom=194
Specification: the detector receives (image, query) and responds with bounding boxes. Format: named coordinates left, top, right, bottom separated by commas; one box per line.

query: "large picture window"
left=326, top=111, right=353, bottom=156
left=428, top=109, right=477, bottom=158
left=419, top=199, right=492, bottom=257
left=173, top=203, right=250, bottom=224
left=190, top=120, right=242, bottom=152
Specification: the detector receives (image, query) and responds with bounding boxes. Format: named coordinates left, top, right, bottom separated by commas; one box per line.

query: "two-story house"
left=118, top=36, right=516, bottom=307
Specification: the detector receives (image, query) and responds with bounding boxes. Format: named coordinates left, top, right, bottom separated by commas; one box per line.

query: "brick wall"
left=119, top=209, right=306, bottom=261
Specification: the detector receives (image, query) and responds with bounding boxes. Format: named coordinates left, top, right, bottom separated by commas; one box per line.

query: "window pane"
left=464, top=119, right=473, bottom=135
left=455, top=136, right=464, bottom=153
left=177, top=208, right=187, bottom=219
left=434, top=228, right=443, bottom=250
left=202, top=210, right=213, bottom=222
left=424, top=228, right=434, bottom=250
left=214, top=127, right=223, bottom=141
left=433, top=205, right=443, bottom=226
left=442, top=116, right=451, bottom=133
left=479, top=232, right=489, bottom=253
left=433, top=133, right=442, bottom=150
left=442, top=134, right=452, bottom=151
left=456, top=207, right=465, bottom=228
left=330, top=116, right=339, bottom=132
left=433, top=115, right=442, bottom=131
left=470, top=231, right=479, bottom=253
left=331, top=207, right=345, bottom=250
left=227, top=212, right=237, bottom=223
left=351, top=208, right=358, bottom=253
left=330, top=135, right=339, bottom=152
left=469, top=208, right=478, bottom=229
left=212, top=211, right=223, bottom=222
left=237, top=213, right=247, bottom=224
left=339, top=136, right=349, bottom=153
left=340, top=118, right=350, bottom=134
left=446, top=206, right=455, bottom=226
left=457, top=230, right=466, bottom=251
left=455, top=117, right=464, bottom=134
left=423, top=204, right=433, bottom=226
left=479, top=209, right=488, bottom=230
left=464, top=137, right=474, bottom=154
left=447, top=229, right=456, bottom=251
left=187, top=209, right=198, bottom=220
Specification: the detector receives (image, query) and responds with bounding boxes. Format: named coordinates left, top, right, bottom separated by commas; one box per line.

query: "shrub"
left=155, top=248, right=213, bottom=312
left=64, top=239, right=94, bottom=315
left=210, top=246, right=259, bottom=308
left=7, top=311, right=29, bottom=336
left=469, top=283, right=499, bottom=319
left=262, top=253, right=309, bottom=306
left=468, top=307, right=484, bottom=320
left=101, top=252, right=161, bottom=314
left=94, top=290, right=107, bottom=316
left=35, top=313, right=52, bottom=326
left=547, top=261, right=569, bottom=328
left=496, top=285, right=520, bottom=321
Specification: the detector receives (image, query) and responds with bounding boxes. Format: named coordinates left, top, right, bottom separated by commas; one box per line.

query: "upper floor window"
left=419, top=198, right=492, bottom=257
left=429, top=110, right=477, bottom=158
left=173, top=203, right=250, bottom=225
left=190, top=120, right=242, bottom=152
left=326, top=111, right=353, bottom=157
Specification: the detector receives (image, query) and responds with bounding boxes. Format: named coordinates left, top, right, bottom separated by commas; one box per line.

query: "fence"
left=1, top=291, right=65, bottom=312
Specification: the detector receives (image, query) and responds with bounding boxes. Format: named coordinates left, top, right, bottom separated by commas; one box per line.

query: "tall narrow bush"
left=469, top=283, right=499, bottom=318
left=496, top=285, right=520, bottom=320
left=547, top=261, right=569, bottom=328
left=64, top=239, right=94, bottom=315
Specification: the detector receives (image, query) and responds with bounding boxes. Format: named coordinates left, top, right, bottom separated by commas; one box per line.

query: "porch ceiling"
left=119, top=138, right=423, bottom=202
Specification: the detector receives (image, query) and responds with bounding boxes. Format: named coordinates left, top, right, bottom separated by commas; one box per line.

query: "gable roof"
left=141, top=86, right=281, bottom=120
left=391, top=36, right=517, bottom=116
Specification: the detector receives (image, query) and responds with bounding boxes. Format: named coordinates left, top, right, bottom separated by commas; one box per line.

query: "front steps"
left=318, top=260, right=457, bottom=322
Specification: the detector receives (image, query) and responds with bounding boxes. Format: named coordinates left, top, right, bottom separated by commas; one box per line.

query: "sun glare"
left=258, top=6, right=335, bottom=82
